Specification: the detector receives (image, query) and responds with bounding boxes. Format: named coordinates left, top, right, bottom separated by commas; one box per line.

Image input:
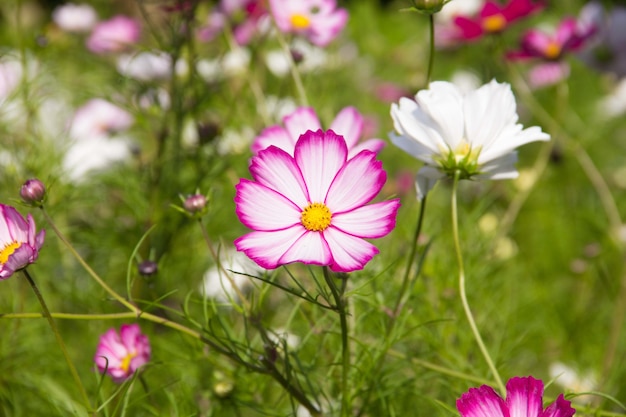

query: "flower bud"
left=138, top=260, right=158, bottom=276
left=20, top=179, right=46, bottom=206
left=410, top=0, right=446, bottom=14
left=183, top=194, right=207, bottom=214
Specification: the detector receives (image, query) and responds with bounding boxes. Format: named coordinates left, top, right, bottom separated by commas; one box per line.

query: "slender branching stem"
left=451, top=172, right=505, bottom=396
left=275, top=30, right=309, bottom=107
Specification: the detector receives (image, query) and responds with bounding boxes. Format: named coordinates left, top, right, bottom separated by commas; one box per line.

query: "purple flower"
left=269, top=0, right=348, bottom=47
left=95, top=324, right=151, bottom=383
left=252, top=106, right=385, bottom=158
left=198, top=0, right=269, bottom=46
left=235, top=129, right=400, bottom=273
left=457, top=376, right=576, bottom=417
left=86, top=16, right=141, bottom=54
left=0, top=204, right=45, bottom=279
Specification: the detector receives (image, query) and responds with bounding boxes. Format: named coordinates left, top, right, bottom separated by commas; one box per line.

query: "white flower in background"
left=436, top=0, right=481, bottom=24
left=598, top=78, right=626, bottom=118
left=195, top=48, right=251, bottom=82
left=390, top=80, right=550, bottom=199
left=63, top=98, right=134, bottom=181
left=267, top=328, right=301, bottom=351
left=117, top=51, right=172, bottom=82
left=200, top=249, right=264, bottom=302
left=216, top=126, right=255, bottom=155
left=264, top=95, right=298, bottom=121
left=549, top=362, right=596, bottom=403
left=52, top=3, right=98, bottom=33
left=265, top=38, right=328, bottom=77
left=0, top=58, right=22, bottom=103
left=450, top=70, right=481, bottom=94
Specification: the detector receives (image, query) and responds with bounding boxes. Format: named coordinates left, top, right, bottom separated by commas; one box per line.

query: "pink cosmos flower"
left=86, top=16, right=141, bottom=54
left=68, top=98, right=134, bottom=140
left=252, top=106, right=385, bottom=158
left=269, top=0, right=348, bottom=47
left=95, top=324, right=151, bottom=383
left=452, top=0, right=544, bottom=41
left=507, top=18, right=595, bottom=87
left=52, top=3, right=98, bottom=33
left=457, top=376, right=576, bottom=417
left=0, top=204, right=45, bottom=279
left=198, top=0, right=269, bottom=45
left=235, top=129, right=400, bottom=273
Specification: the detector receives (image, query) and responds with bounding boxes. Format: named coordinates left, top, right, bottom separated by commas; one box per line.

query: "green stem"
left=323, top=267, right=350, bottom=417
left=275, top=30, right=309, bottom=107
left=425, top=13, right=435, bottom=87
left=451, top=172, right=505, bottom=396
left=22, top=269, right=94, bottom=414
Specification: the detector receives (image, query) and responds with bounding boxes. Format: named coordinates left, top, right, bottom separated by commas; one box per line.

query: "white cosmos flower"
left=390, top=79, right=550, bottom=199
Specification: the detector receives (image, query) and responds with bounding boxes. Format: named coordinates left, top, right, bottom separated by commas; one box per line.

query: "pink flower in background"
left=269, top=0, right=348, bottom=47
left=86, top=16, right=141, bottom=54
left=198, top=0, right=269, bottom=45
left=95, top=324, right=151, bottom=383
left=452, top=0, right=544, bottom=41
left=52, top=3, right=98, bottom=33
left=0, top=204, right=45, bottom=279
left=252, top=106, right=385, bottom=158
left=69, top=98, right=134, bottom=140
left=235, top=129, right=400, bottom=272
left=507, top=18, right=595, bottom=87
left=457, top=376, right=576, bottom=417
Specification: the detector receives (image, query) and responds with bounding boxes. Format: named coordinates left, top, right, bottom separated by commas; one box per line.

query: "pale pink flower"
left=68, top=98, right=133, bottom=140
left=269, top=0, right=348, bottom=47
left=457, top=376, right=576, bottom=417
left=95, top=324, right=151, bottom=383
left=235, top=129, right=400, bottom=273
left=252, top=106, right=385, bottom=158
left=86, top=16, right=141, bottom=54
left=116, top=51, right=172, bottom=81
left=0, top=204, right=45, bottom=279
left=0, top=59, right=22, bottom=102
left=52, top=3, right=98, bottom=33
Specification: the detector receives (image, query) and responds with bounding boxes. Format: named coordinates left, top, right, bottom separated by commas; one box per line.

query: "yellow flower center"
left=301, top=202, right=332, bottom=232
left=290, top=13, right=311, bottom=29
left=544, top=41, right=561, bottom=59
left=482, top=14, right=506, bottom=33
left=0, top=241, right=22, bottom=264
left=120, top=351, right=137, bottom=373
left=436, top=140, right=483, bottom=179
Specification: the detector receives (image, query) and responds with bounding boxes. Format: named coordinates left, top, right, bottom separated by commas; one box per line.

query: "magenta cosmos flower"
left=457, top=376, right=576, bottom=417
left=198, top=0, right=269, bottom=45
left=252, top=106, right=385, bottom=158
left=507, top=18, right=595, bottom=87
left=269, top=0, right=348, bottom=47
left=95, top=324, right=151, bottom=383
left=86, top=15, right=141, bottom=54
left=452, top=0, right=544, bottom=41
left=0, top=204, right=45, bottom=279
left=235, top=129, right=400, bottom=273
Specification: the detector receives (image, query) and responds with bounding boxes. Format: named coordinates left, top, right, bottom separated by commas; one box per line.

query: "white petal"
left=277, top=231, right=332, bottom=266
left=414, top=81, right=465, bottom=149
left=416, top=166, right=445, bottom=200
left=235, top=227, right=306, bottom=270
left=235, top=179, right=301, bottom=231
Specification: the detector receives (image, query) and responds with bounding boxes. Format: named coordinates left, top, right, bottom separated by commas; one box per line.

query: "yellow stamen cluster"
left=436, top=140, right=483, bottom=179
left=482, top=14, right=506, bottom=33
left=0, top=241, right=22, bottom=264
left=544, top=41, right=561, bottom=60
left=290, top=13, right=311, bottom=29
left=120, top=351, right=137, bottom=373
left=301, top=202, right=332, bottom=232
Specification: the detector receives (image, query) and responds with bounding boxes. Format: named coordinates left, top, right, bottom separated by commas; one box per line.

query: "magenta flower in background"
left=198, top=0, right=269, bottom=45
left=269, top=0, right=348, bottom=47
left=457, top=376, right=576, bottom=417
left=235, top=129, right=400, bottom=273
left=0, top=204, right=45, bottom=279
left=452, top=0, right=544, bottom=41
left=52, top=3, right=98, bottom=33
left=507, top=18, right=595, bottom=88
left=252, top=106, right=385, bottom=158
left=95, top=324, right=151, bottom=383
left=86, top=15, right=141, bottom=54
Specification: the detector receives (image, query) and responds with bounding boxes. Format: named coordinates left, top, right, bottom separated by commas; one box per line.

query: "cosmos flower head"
left=252, top=106, right=385, bottom=158
left=457, top=376, right=576, bottom=417
left=86, top=15, right=141, bottom=54
left=390, top=80, right=550, bottom=199
left=235, top=129, right=400, bottom=273
left=198, top=0, right=270, bottom=45
left=0, top=204, right=45, bottom=280
left=451, top=0, right=544, bottom=41
left=94, top=324, right=151, bottom=383
left=52, top=3, right=98, bottom=33
left=269, top=0, right=348, bottom=47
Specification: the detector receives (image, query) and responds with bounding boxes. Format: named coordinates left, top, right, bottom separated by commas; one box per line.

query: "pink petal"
left=283, top=107, right=321, bottom=143
left=348, top=138, right=386, bottom=158
left=528, top=62, right=569, bottom=88
left=277, top=230, right=332, bottom=266
left=329, top=106, right=363, bottom=150
left=249, top=146, right=309, bottom=208
left=235, top=227, right=307, bottom=269
left=252, top=126, right=293, bottom=155
left=295, top=129, right=347, bottom=202
left=453, top=16, right=484, bottom=40
left=120, top=324, right=141, bottom=349
left=235, top=179, right=302, bottom=231
left=2, top=205, right=29, bottom=243
left=323, top=228, right=379, bottom=272
left=5, top=244, right=36, bottom=273
left=506, top=376, right=544, bottom=417
left=540, top=395, right=576, bottom=417
left=457, top=385, right=508, bottom=417
left=325, top=151, right=385, bottom=213
left=308, top=8, right=348, bottom=47
left=331, top=199, right=400, bottom=239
